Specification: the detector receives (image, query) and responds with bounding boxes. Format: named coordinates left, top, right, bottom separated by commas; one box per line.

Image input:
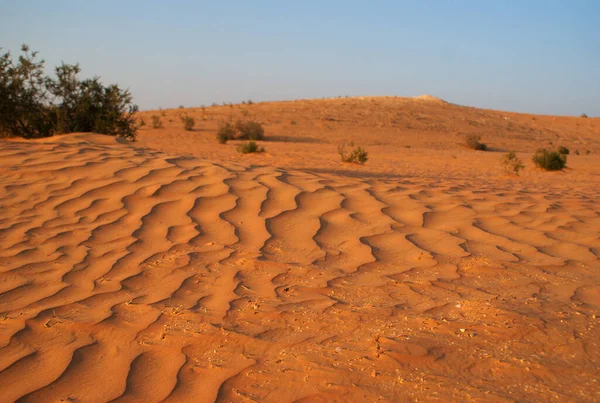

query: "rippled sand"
left=1, top=110, right=599, bottom=402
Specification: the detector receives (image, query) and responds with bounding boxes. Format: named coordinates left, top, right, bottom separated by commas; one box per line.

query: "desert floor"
left=1, top=97, right=599, bottom=402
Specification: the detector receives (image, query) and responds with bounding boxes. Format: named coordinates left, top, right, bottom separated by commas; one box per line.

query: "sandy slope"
left=135, top=96, right=600, bottom=184
left=0, top=98, right=599, bottom=402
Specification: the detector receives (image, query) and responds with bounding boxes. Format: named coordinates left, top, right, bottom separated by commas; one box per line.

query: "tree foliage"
left=0, top=45, right=138, bottom=140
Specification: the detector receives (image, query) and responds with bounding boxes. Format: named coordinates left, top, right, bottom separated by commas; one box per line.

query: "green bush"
left=237, top=141, right=264, bottom=154
left=236, top=120, right=265, bottom=140
left=464, top=134, right=487, bottom=150
left=216, top=120, right=265, bottom=143
left=181, top=115, right=195, bottom=131
left=501, top=152, right=525, bottom=176
left=217, top=122, right=236, bottom=143
left=338, top=142, right=368, bottom=164
left=532, top=148, right=567, bottom=171
left=0, top=45, right=53, bottom=138
left=558, top=146, right=570, bottom=155
left=0, top=45, right=139, bottom=139
left=151, top=115, right=163, bottom=129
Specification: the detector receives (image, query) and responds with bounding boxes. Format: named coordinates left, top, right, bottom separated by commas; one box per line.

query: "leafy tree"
left=1, top=45, right=139, bottom=140
left=0, top=45, right=54, bottom=138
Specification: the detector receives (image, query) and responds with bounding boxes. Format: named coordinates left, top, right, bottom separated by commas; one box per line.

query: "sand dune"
left=135, top=96, right=600, bottom=185
left=1, top=129, right=598, bottom=402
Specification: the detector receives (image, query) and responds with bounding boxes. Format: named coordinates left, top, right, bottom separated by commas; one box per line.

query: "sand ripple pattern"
left=0, top=136, right=599, bottom=402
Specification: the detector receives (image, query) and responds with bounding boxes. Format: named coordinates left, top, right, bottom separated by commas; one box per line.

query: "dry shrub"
left=181, top=115, right=195, bottom=131
left=151, top=115, right=163, bottom=129
left=501, top=152, right=525, bottom=175
left=338, top=142, right=368, bottom=164
left=237, top=141, right=264, bottom=154
left=464, top=134, right=487, bottom=150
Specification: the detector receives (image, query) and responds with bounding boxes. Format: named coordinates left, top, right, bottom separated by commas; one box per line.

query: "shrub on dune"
left=338, top=142, right=368, bottom=164
left=151, top=115, right=163, bottom=129
left=464, top=134, right=487, bottom=150
left=501, top=151, right=525, bottom=176
left=236, top=120, right=265, bottom=140
left=558, top=145, right=570, bottom=155
left=181, top=115, right=195, bottom=131
left=532, top=148, right=567, bottom=171
left=237, top=140, right=264, bottom=154
left=217, top=120, right=265, bottom=143
left=217, top=122, right=236, bottom=143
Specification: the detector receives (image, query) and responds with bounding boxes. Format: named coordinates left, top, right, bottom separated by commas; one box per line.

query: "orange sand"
left=1, top=97, right=599, bottom=402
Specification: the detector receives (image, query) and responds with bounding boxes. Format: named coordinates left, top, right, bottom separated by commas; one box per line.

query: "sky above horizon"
left=2, top=1, right=599, bottom=116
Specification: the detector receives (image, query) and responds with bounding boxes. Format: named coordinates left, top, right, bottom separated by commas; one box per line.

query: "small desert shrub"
left=464, top=134, right=487, bottom=150
left=237, top=141, right=264, bottom=154
left=581, top=113, right=588, bottom=118
left=217, top=122, right=236, bottom=144
left=558, top=146, right=570, bottom=155
left=532, top=148, right=567, bottom=171
left=181, top=115, right=195, bottom=131
left=139, top=118, right=146, bottom=127
left=575, top=149, right=580, bottom=155
left=151, top=115, right=163, bottom=129
left=501, top=152, right=525, bottom=176
left=290, top=120, right=297, bottom=125
left=338, top=142, right=368, bottom=164
left=236, top=120, right=265, bottom=140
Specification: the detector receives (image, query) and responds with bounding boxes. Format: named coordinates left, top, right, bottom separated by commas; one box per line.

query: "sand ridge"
left=0, top=133, right=599, bottom=402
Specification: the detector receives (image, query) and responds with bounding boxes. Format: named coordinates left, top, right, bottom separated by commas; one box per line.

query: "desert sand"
left=1, top=96, right=599, bottom=402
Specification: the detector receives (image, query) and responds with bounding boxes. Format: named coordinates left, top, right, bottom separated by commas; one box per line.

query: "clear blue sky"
left=2, top=0, right=599, bottom=115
